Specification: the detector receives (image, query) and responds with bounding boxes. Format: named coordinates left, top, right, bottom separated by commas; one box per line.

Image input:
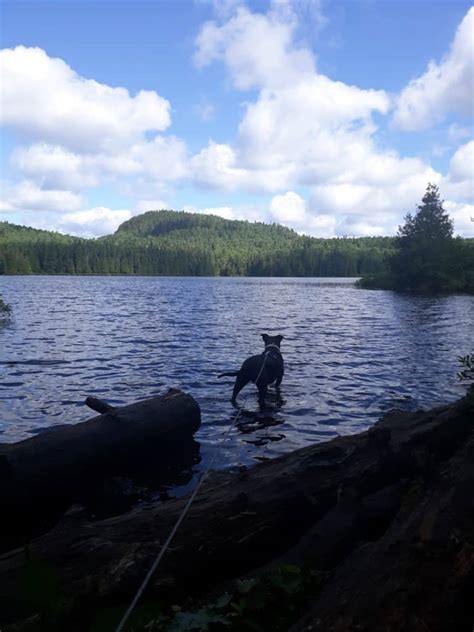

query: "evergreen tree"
left=0, top=208, right=471, bottom=288
left=389, top=184, right=457, bottom=291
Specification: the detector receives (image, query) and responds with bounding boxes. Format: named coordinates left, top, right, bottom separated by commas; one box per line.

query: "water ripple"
left=0, top=276, right=472, bottom=480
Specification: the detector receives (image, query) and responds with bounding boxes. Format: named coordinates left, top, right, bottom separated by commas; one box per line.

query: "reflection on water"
left=0, top=276, right=473, bottom=490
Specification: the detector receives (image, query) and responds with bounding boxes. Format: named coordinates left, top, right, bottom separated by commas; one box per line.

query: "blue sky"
left=1, top=0, right=473, bottom=237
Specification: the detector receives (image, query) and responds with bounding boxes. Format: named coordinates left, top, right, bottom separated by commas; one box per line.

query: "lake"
left=0, top=276, right=472, bottom=491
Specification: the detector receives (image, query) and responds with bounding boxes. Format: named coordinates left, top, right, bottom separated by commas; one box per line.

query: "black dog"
left=218, top=334, right=284, bottom=403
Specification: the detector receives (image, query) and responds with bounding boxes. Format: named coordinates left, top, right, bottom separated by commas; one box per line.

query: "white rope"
left=115, top=351, right=271, bottom=632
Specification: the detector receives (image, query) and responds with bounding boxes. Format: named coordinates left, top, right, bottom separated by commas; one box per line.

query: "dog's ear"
left=261, top=333, right=269, bottom=343
left=277, top=335, right=284, bottom=342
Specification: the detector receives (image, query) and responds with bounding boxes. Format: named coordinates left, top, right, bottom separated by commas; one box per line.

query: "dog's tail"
left=218, top=371, right=239, bottom=379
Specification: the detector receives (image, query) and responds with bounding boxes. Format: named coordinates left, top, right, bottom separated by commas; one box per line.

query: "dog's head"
left=261, top=333, right=284, bottom=349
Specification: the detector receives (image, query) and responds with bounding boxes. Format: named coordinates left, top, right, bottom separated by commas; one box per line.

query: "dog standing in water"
left=218, top=333, right=284, bottom=403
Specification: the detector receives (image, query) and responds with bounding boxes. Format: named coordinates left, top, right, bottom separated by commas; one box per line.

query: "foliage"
left=458, top=354, right=474, bottom=382
left=18, top=554, right=67, bottom=629
left=62, top=564, right=326, bottom=632
left=358, top=184, right=474, bottom=293
left=0, top=211, right=394, bottom=277
left=136, top=564, right=325, bottom=632
left=0, top=293, right=11, bottom=314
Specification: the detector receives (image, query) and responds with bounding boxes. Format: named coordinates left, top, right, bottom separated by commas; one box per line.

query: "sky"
left=0, top=0, right=473, bottom=238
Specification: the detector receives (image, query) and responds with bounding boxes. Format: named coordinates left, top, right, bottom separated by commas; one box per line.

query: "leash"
left=115, top=351, right=271, bottom=632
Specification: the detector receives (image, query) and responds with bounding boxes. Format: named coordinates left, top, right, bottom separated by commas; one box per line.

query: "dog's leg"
left=231, top=374, right=249, bottom=403
left=256, top=378, right=268, bottom=403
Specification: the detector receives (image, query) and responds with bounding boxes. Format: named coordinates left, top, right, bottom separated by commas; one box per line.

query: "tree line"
left=0, top=211, right=395, bottom=277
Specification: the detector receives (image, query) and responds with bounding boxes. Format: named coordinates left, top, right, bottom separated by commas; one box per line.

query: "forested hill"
left=0, top=209, right=397, bottom=276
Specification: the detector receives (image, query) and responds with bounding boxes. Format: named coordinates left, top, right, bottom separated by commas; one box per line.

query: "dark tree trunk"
left=0, top=389, right=200, bottom=551
left=0, top=391, right=473, bottom=631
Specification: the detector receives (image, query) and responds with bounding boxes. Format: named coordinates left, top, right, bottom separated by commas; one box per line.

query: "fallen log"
left=0, top=391, right=472, bottom=630
left=0, top=388, right=200, bottom=551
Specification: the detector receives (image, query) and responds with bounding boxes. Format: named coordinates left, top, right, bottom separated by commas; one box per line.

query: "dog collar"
left=265, top=344, right=282, bottom=354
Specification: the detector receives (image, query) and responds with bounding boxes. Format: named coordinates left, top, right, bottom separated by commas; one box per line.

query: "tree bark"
left=0, top=388, right=200, bottom=551
left=0, top=391, right=472, bottom=631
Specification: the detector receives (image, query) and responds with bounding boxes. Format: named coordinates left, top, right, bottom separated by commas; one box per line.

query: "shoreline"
left=1, top=387, right=473, bottom=630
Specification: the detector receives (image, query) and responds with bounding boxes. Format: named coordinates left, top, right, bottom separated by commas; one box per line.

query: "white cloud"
left=1, top=5, right=472, bottom=240
left=444, top=201, right=474, bottom=237
left=194, top=5, right=315, bottom=90
left=198, top=206, right=236, bottom=220
left=134, top=199, right=170, bottom=214
left=1, top=46, right=189, bottom=220
left=393, top=7, right=474, bottom=130
left=270, top=191, right=306, bottom=223
left=268, top=191, right=395, bottom=237
left=237, top=79, right=389, bottom=172
left=10, top=134, right=188, bottom=194
left=57, top=207, right=132, bottom=237
left=191, top=140, right=293, bottom=192
left=447, top=140, right=474, bottom=183
left=11, top=144, right=101, bottom=190
left=192, top=2, right=458, bottom=236
left=190, top=2, right=474, bottom=236
left=335, top=216, right=387, bottom=238
left=0, top=46, right=171, bottom=152
left=269, top=192, right=339, bottom=236
left=129, top=136, right=189, bottom=181
left=439, top=140, right=474, bottom=207
left=0, top=180, right=83, bottom=213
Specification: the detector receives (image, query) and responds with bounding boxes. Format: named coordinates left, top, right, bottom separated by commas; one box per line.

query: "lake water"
left=0, top=276, right=473, bottom=490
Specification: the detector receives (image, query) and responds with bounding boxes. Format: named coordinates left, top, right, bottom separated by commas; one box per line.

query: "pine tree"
left=390, top=184, right=456, bottom=291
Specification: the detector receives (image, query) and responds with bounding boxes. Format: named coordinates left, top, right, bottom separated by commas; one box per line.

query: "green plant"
left=140, top=564, right=325, bottom=632
left=19, top=556, right=67, bottom=628
left=458, top=354, right=474, bottom=382
left=0, top=294, right=11, bottom=314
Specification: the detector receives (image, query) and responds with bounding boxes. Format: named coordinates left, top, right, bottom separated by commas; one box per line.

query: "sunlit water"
left=1, top=276, right=473, bottom=491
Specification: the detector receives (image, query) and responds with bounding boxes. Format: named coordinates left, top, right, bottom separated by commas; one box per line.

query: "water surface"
left=1, top=276, right=472, bottom=487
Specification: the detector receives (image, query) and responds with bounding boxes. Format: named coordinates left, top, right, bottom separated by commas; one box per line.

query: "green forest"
left=0, top=210, right=397, bottom=277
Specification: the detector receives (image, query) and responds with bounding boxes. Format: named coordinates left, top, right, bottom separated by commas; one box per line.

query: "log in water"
left=1, top=389, right=472, bottom=630
left=0, top=388, right=200, bottom=549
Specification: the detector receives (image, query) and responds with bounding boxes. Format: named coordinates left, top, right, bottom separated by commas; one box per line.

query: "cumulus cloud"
left=1, top=47, right=187, bottom=217
left=11, top=144, right=102, bottom=190
left=268, top=191, right=336, bottom=236
left=270, top=191, right=306, bottom=223
left=237, top=80, right=389, bottom=173
left=438, top=140, right=474, bottom=207
left=197, top=206, right=236, bottom=220
left=0, top=180, right=83, bottom=213
left=1, top=5, right=472, bottom=239
left=192, top=4, right=393, bottom=203
left=57, top=207, right=132, bottom=238
left=444, top=201, right=474, bottom=237
left=194, top=5, right=315, bottom=90
left=129, top=136, right=189, bottom=181
left=192, top=1, right=461, bottom=236
left=0, top=46, right=171, bottom=152
left=10, top=135, right=188, bottom=192
left=393, top=7, right=474, bottom=130
left=447, top=140, right=474, bottom=183
left=191, top=140, right=295, bottom=192
left=134, top=199, right=170, bottom=214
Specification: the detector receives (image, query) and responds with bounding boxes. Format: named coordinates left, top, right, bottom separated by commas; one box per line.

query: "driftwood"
left=0, top=389, right=200, bottom=551
left=0, top=390, right=473, bottom=631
